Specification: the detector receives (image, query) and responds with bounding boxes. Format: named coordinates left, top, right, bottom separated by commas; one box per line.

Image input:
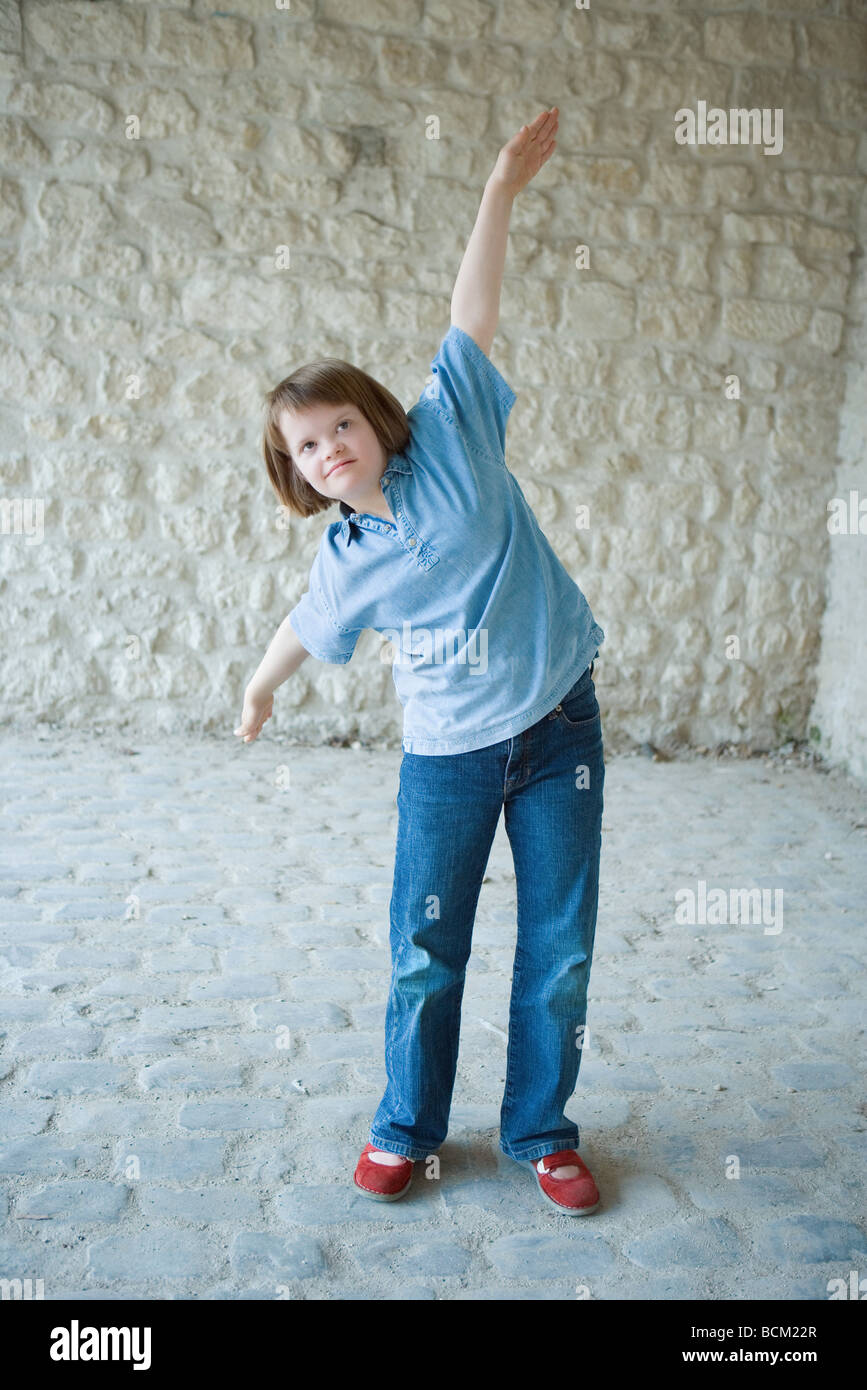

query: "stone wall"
left=811, top=238, right=867, bottom=783
left=0, top=0, right=865, bottom=773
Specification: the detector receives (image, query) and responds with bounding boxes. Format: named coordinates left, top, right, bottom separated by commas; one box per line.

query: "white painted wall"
left=1, top=1, right=864, bottom=779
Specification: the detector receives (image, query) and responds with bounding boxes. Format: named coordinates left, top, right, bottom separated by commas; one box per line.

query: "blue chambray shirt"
left=288, top=323, right=605, bottom=755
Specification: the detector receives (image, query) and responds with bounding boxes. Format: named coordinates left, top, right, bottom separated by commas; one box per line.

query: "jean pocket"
left=556, top=669, right=600, bottom=728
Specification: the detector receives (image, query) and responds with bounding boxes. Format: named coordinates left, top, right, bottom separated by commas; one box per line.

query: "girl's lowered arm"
left=450, top=106, right=559, bottom=359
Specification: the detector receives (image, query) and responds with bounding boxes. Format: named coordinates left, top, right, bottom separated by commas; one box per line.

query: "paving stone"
left=745, top=1098, right=793, bottom=1124
left=214, top=888, right=282, bottom=906
left=55, top=1103, right=157, bottom=1134
left=640, top=1134, right=700, bottom=1170
left=252, top=1000, right=351, bottom=1031
left=109, top=1033, right=192, bottom=1056
left=577, top=1058, right=663, bottom=1091
left=177, top=1101, right=287, bottom=1130
left=624, top=1216, right=743, bottom=1269
left=139, top=1005, right=237, bottom=1031
left=310, top=947, right=390, bottom=972
left=13, top=1024, right=102, bottom=1056
left=275, top=1183, right=428, bottom=1224
left=88, top=1226, right=213, bottom=1279
left=726, top=1135, right=825, bottom=1168
left=284, top=922, right=369, bottom=947
left=658, top=1063, right=753, bottom=1091
left=0, top=863, right=68, bottom=883
left=770, top=1061, right=858, bottom=1089
left=86, top=974, right=182, bottom=998
left=0, top=998, right=59, bottom=1022
left=0, top=1102, right=55, bottom=1137
left=146, top=905, right=227, bottom=925
left=302, top=1031, right=381, bottom=1061
left=617, top=1032, right=699, bottom=1060
left=564, top=1094, right=632, bottom=1130
left=221, top=947, right=310, bottom=972
left=682, top=1173, right=804, bottom=1213
left=54, top=948, right=139, bottom=968
left=440, top=1176, right=537, bottom=1212
left=49, top=900, right=131, bottom=921
left=0, top=942, right=48, bottom=967
left=0, top=1138, right=94, bottom=1175
left=752, top=1216, right=867, bottom=1264
left=357, top=1235, right=473, bottom=1277
left=718, top=1271, right=849, bottom=1300
left=813, top=999, right=864, bottom=1028
left=629, top=1001, right=722, bottom=1031
left=230, top=1232, right=325, bottom=1280
left=23, top=1062, right=129, bottom=1096
left=487, top=1231, right=620, bottom=1279
left=292, top=1096, right=381, bottom=1130
left=285, top=975, right=366, bottom=1002
left=445, top=1104, right=501, bottom=1134
left=145, top=948, right=217, bottom=971
left=187, top=974, right=281, bottom=1000
left=17, top=1180, right=129, bottom=1222
left=646, top=977, right=754, bottom=1000
left=643, top=1098, right=742, bottom=1131
left=109, top=1138, right=226, bottom=1180
left=590, top=1273, right=708, bottom=1300
left=834, top=1132, right=867, bottom=1158
left=609, top=1173, right=680, bottom=1213
left=455, top=1284, right=579, bottom=1300
left=17, top=971, right=91, bottom=992
left=138, top=1060, right=245, bottom=1091
left=137, top=1186, right=261, bottom=1223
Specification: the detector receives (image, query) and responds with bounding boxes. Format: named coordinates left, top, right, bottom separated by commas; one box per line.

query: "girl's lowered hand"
left=490, top=106, right=559, bottom=196
left=234, top=685, right=273, bottom=743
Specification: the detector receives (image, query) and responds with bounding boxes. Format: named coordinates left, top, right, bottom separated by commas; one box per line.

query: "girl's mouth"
left=327, top=458, right=356, bottom=477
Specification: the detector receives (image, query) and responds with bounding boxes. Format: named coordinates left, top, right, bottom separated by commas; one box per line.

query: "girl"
left=235, top=108, right=606, bottom=1216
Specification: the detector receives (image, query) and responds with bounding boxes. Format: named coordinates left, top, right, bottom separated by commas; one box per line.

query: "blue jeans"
left=369, top=659, right=604, bottom=1163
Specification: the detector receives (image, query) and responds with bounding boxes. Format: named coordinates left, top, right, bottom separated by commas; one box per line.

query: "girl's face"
left=278, top=401, right=387, bottom=504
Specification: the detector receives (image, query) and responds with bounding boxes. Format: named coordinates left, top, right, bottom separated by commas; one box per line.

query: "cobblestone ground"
left=1, top=732, right=865, bottom=1302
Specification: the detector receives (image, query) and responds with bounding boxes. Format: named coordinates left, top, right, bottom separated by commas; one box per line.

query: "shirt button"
left=408, top=537, right=417, bottom=548
left=382, top=478, right=390, bottom=486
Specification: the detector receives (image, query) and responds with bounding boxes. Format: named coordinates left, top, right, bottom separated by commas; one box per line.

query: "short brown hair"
left=262, top=356, right=411, bottom=519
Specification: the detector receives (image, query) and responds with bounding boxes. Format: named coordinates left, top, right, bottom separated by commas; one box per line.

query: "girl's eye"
left=301, top=420, right=350, bottom=452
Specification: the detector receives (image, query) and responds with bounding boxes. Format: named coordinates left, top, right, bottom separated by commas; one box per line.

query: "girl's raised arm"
left=450, top=107, right=559, bottom=358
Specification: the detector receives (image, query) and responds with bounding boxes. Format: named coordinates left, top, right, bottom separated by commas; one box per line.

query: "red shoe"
left=353, top=1143, right=414, bottom=1201
left=532, top=1149, right=600, bottom=1215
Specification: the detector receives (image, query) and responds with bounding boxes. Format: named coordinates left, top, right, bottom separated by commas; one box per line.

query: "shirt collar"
left=337, top=458, right=410, bottom=544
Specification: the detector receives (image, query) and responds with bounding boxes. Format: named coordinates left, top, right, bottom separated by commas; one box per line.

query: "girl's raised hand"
left=490, top=107, right=559, bottom=196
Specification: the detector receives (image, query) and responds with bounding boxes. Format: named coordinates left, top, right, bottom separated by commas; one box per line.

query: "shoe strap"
left=364, top=1144, right=412, bottom=1163
left=536, top=1149, right=582, bottom=1175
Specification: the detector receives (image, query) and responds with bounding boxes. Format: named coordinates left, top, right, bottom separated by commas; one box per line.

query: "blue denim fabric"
left=368, top=659, right=604, bottom=1163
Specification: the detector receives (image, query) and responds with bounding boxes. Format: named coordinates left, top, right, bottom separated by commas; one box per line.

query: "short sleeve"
left=288, top=544, right=361, bottom=665
left=416, top=323, right=516, bottom=464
